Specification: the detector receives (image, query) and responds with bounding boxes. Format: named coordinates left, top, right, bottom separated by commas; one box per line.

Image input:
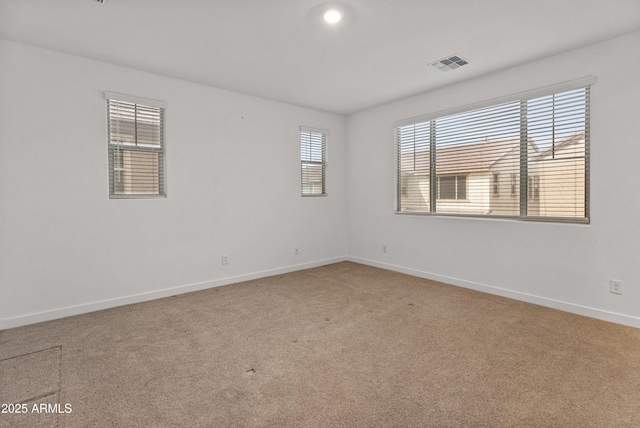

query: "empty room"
left=1, top=0, right=640, bottom=426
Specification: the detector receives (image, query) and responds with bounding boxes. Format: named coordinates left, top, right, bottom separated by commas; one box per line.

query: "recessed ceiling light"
left=323, top=9, right=342, bottom=24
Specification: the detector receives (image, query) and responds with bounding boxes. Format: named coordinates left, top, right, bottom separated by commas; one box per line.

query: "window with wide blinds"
left=301, top=127, right=327, bottom=196
left=106, top=92, right=166, bottom=198
left=396, top=79, right=591, bottom=222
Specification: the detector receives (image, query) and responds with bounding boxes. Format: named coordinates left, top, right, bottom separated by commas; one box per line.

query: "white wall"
left=3, top=32, right=640, bottom=330
left=347, top=31, right=640, bottom=327
left=0, top=40, right=348, bottom=328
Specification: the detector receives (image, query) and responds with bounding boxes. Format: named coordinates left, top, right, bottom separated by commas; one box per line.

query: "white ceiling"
left=1, top=0, right=639, bottom=115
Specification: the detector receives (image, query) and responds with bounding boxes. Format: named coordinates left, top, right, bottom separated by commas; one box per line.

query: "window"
left=438, top=175, right=467, bottom=200
left=395, top=78, right=592, bottom=222
left=510, top=174, right=517, bottom=197
left=300, top=127, right=327, bottom=196
left=528, top=176, right=540, bottom=200
left=106, top=92, right=166, bottom=198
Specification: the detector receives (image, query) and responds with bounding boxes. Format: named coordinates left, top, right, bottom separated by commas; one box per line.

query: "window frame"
left=300, top=126, right=328, bottom=197
left=394, top=76, right=594, bottom=224
left=492, top=173, right=500, bottom=196
left=437, top=175, right=467, bottom=201
left=105, top=92, right=167, bottom=199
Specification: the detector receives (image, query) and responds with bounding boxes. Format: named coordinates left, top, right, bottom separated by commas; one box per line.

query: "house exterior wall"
left=488, top=142, right=542, bottom=217
left=400, top=172, right=491, bottom=214
left=436, top=172, right=491, bottom=215
left=401, top=173, right=430, bottom=211
left=537, top=137, right=586, bottom=218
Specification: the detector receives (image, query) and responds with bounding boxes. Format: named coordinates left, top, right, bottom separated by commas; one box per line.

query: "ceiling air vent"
left=430, top=55, right=469, bottom=72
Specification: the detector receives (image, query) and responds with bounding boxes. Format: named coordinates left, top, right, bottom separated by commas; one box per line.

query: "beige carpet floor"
left=2, top=261, right=640, bottom=427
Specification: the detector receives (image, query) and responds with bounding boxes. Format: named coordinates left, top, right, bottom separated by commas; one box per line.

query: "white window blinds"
left=301, top=127, right=327, bottom=196
left=396, top=79, right=591, bottom=222
left=106, top=93, right=166, bottom=198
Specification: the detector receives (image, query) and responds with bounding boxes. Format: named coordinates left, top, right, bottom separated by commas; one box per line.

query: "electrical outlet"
left=610, top=279, right=623, bottom=295
left=294, top=247, right=299, bottom=255
left=222, top=254, right=229, bottom=265
left=382, top=244, right=387, bottom=253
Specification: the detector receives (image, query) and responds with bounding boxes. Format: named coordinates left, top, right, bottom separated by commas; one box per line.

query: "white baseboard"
left=347, top=256, right=640, bottom=330
left=4, top=256, right=639, bottom=331
left=0, top=257, right=346, bottom=330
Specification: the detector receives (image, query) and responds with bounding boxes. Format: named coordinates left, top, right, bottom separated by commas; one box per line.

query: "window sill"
left=109, top=194, right=166, bottom=199
left=395, top=210, right=589, bottom=224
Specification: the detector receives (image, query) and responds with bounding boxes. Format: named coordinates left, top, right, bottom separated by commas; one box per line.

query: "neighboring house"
left=534, top=131, right=586, bottom=218
left=400, top=137, right=539, bottom=215
left=112, top=150, right=161, bottom=195
left=488, top=139, right=539, bottom=217
left=301, top=163, right=325, bottom=195
left=399, top=131, right=586, bottom=217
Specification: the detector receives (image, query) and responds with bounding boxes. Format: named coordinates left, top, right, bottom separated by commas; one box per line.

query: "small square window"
left=437, top=175, right=466, bottom=200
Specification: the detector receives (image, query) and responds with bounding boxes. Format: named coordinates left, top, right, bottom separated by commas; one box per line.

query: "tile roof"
left=401, top=137, right=525, bottom=175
